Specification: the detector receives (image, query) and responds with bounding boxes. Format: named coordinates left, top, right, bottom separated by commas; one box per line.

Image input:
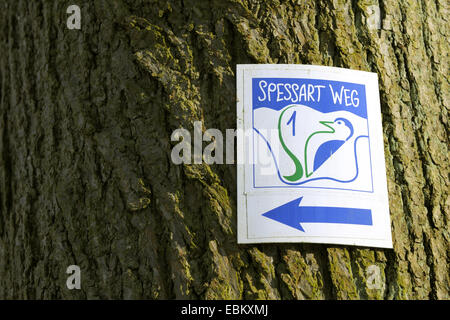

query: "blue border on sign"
left=251, top=78, right=375, bottom=193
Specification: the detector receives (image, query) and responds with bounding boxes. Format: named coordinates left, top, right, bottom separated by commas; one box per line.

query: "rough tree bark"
left=0, top=0, right=448, bottom=299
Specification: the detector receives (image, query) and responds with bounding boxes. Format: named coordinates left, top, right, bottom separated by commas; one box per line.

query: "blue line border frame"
left=251, top=79, right=375, bottom=194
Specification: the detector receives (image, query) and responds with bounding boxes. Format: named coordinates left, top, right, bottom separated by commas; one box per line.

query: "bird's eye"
left=337, top=121, right=342, bottom=125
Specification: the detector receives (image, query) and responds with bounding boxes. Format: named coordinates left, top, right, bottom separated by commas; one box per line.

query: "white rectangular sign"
left=237, top=64, right=392, bottom=248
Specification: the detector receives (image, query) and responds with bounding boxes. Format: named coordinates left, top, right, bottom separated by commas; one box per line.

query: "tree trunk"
left=0, top=0, right=448, bottom=300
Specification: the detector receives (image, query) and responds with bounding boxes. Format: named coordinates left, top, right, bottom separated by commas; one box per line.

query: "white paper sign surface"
left=237, top=64, right=392, bottom=248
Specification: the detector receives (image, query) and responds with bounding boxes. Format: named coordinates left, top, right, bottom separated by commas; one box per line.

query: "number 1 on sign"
left=287, top=111, right=296, bottom=136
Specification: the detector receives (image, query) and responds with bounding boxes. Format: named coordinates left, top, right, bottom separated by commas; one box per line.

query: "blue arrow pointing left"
left=262, top=196, right=372, bottom=232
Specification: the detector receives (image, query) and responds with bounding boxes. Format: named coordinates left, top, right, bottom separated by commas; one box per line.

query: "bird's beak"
left=319, top=121, right=335, bottom=132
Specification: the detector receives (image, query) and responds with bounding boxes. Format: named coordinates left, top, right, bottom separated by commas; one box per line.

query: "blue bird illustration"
left=304, top=117, right=354, bottom=177
left=277, top=106, right=355, bottom=182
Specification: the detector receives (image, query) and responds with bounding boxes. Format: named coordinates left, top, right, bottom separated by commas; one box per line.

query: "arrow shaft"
left=297, top=206, right=372, bottom=226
